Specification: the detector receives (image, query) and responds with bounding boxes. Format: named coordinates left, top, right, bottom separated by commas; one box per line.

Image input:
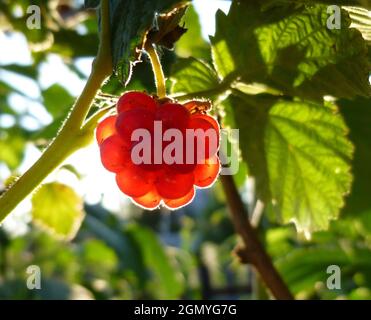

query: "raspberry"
left=96, top=91, right=221, bottom=210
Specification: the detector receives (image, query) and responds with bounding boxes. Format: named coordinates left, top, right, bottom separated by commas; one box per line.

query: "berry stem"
left=0, top=0, right=112, bottom=222
left=146, top=44, right=166, bottom=99
left=220, top=174, right=294, bottom=300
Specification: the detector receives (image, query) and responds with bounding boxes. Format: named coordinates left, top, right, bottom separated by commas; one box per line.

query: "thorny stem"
left=0, top=0, right=112, bottom=222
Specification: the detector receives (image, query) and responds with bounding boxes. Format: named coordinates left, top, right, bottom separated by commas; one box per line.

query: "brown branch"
left=220, top=174, right=294, bottom=300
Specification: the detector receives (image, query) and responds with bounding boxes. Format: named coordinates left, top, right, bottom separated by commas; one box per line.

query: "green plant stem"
left=0, top=0, right=112, bottom=222
left=146, top=44, right=166, bottom=98
left=220, top=174, right=294, bottom=300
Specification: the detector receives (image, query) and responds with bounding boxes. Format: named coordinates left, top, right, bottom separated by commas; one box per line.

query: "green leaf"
left=171, top=57, right=219, bottom=95
left=276, top=244, right=371, bottom=295
left=93, top=0, right=183, bottom=83
left=220, top=98, right=249, bottom=187
left=1, top=64, right=38, bottom=79
left=32, top=183, right=85, bottom=240
left=0, top=128, right=26, bottom=170
left=175, top=5, right=210, bottom=59
left=60, top=164, right=83, bottom=180
left=344, top=6, right=371, bottom=42
left=0, top=79, right=31, bottom=98
left=211, top=2, right=371, bottom=101
left=230, top=93, right=353, bottom=234
left=277, top=245, right=348, bottom=295
left=83, top=213, right=148, bottom=282
left=126, top=224, right=184, bottom=299
left=52, top=30, right=98, bottom=58
left=338, top=97, right=371, bottom=216
left=42, top=84, right=74, bottom=118
left=81, top=239, right=118, bottom=273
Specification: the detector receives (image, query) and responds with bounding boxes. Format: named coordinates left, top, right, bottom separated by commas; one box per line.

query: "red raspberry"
left=96, top=91, right=221, bottom=210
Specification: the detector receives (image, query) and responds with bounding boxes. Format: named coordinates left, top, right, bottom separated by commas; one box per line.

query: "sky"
left=0, top=0, right=232, bottom=235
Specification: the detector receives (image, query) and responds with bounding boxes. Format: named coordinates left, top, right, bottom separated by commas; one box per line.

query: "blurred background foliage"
left=0, top=0, right=371, bottom=300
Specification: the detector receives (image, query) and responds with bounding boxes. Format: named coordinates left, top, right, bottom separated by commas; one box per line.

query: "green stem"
left=0, top=0, right=112, bottom=222
left=82, top=104, right=115, bottom=133
left=66, top=0, right=112, bottom=130
left=146, top=44, right=166, bottom=98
